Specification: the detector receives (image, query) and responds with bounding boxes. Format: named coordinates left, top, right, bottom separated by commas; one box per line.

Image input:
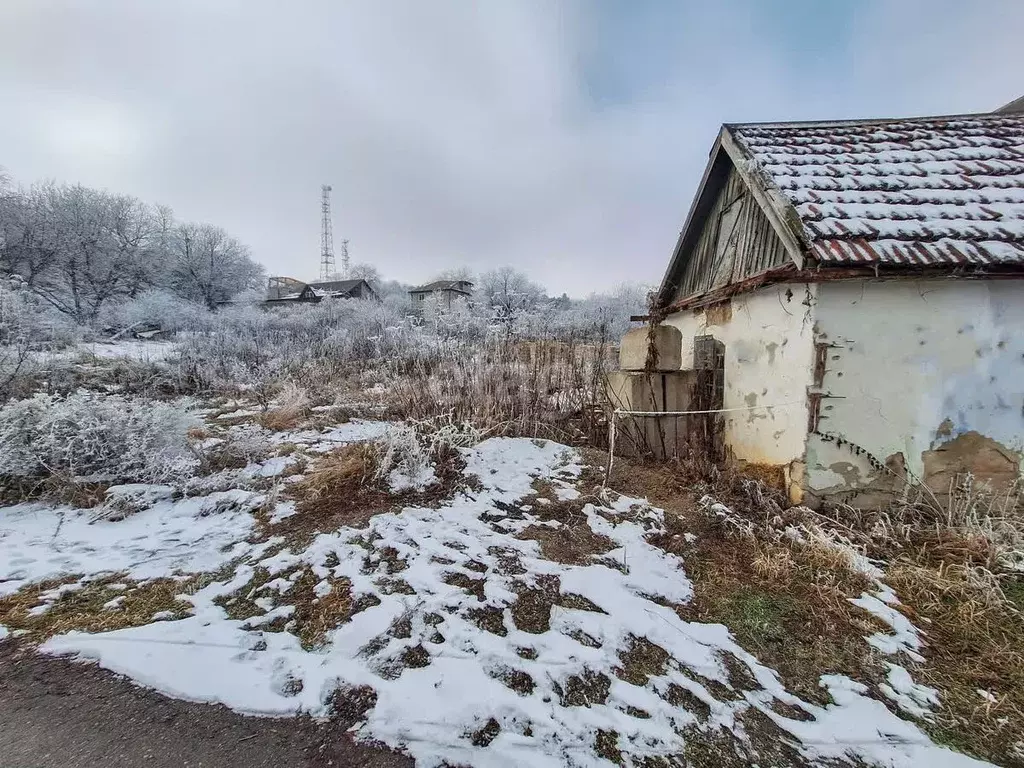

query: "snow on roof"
left=730, top=113, right=1024, bottom=266
left=410, top=279, right=473, bottom=293
left=309, top=279, right=366, bottom=293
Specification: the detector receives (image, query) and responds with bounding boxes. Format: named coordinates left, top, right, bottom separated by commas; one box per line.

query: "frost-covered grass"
left=0, top=391, right=199, bottom=494
left=158, top=301, right=614, bottom=444
left=0, top=418, right=1001, bottom=768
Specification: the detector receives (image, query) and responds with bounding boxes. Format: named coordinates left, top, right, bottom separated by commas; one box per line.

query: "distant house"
left=615, top=100, right=1024, bottom=507
left=264, top=276, right=378, bottom=305
left=265, top=276, right=318, bottom=303
left=309, top=278, right=379, bottom=301
left=408, top=279, right=473, bottom=316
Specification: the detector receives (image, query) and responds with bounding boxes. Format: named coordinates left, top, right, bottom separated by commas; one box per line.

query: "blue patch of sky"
left=580, top=0, right=866, bottom=117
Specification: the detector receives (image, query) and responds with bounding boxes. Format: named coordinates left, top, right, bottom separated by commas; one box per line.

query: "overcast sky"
left=2, top=1, right=1022, bottom=295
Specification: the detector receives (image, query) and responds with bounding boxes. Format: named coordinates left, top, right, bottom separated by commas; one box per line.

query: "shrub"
left=0, top=391, right=199, bottom=487
left=101, top=289, right=207, bottom=334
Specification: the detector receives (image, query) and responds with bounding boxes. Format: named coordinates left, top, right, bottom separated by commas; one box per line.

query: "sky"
left=2, top=0, right=1022, bottom=296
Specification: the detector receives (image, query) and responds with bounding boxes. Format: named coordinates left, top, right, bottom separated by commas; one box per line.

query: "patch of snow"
left=245, top=455, right=295, bottom=479
left=151, top=610, right=177, bottom=621
left=879, top=662, right=939, bottom=719
left=0, top=494, right=257, bottom=597
left=28, top=435, right=996, bottom=768
left=0, top=625, right=8, bottom=641
left=103, top=596, right=126, bottom=610
left=462, top=438, right=580, bottom=501
left=268, top=502, right=299, bottom=524
left=388, top=465, right=437, bottom=493
left=216, top=408, right=261, bottom=421
left=978, top=689, right=999, bottom=704
left=767, top=675, right=991, bottom=767
left=850, top=586, right=925, bottom=662
left=302, top=420, right=394, bottom=452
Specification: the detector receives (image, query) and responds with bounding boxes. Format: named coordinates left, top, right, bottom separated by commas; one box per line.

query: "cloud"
left=1, top=0, right=1022, bottom=295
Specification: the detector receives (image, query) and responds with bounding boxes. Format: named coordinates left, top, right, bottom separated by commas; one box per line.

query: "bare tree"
left=170, top=223, right=264, bottom=309
left=478, top=266, right=544, bottom=323
left=348, top=263, right=382, bottom=285
left=435, top=266, right=476, bottom=284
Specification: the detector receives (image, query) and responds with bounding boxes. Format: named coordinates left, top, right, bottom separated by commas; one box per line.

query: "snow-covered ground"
left=0, top=427, right=995, bottom=768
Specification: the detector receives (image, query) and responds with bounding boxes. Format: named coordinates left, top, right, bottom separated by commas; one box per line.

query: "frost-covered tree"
left=168, top=223, right=264, bottom=310
left=434, top=266, right=476, bottom=285
left=0, top=175, right=265, bottom=323
left=478, top=266, right=544, bottom=325
left=348, top=263, right=382, bottom=285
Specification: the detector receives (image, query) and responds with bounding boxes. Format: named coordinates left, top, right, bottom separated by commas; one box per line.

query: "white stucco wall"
left=662, top=283, right=816, bottom=466
left=807, top=279, right=1024, bottom=492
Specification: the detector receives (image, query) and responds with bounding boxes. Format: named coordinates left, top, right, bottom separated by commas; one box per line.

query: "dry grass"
left=887, top=561, right=1024, bottom=763
left=0, top=476, right=110, bottom=509
left=285, top=442, right=384, bottom=534
left=596, top=453, right=884, bottom=706
left=279, top=439, right=472, bottom=544
left=0, top=572, right=211, bottom=640
left=517, top=523, right=616, bottom=565
left=289, top=568, right=354, bottom=650
left=258, top=383, right=311, bottom=432
left=386, top=335, right=614, bottom=446
left=596, top=447, right=1024, bottom=764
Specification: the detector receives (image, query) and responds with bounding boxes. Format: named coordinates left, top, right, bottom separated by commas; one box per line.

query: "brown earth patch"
left=0, top=573, right=208, bottom=641
left=614, top=635, right=669, bottom=686
left=288, top=569, right=354, bottom=650
left=490, top=665, right=535, bottom=696
left=660, top=683, right=711, bottom=721
left=509, top=575, right=560, bottom=634
left=443, top=572, right=486, bottom=602
left=278, top=442, right=473, bottom=544
left=594, top=729, right=623, bottom=765
left=518, top=523, right=615, bottom=565
left=470, top=718, right=501, bottom=747
left=557, top=593, right=606, bottom=613
left=558, top=670, right=611, bottom=707
left=466, top=606, right=507, bottom=636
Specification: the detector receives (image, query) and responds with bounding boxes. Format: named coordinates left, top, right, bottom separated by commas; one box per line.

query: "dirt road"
left=0, top=643, right=411, bottom=768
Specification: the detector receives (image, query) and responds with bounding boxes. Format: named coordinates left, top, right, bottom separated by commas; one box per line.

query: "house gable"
left=662, top=146, right=794, bottom=307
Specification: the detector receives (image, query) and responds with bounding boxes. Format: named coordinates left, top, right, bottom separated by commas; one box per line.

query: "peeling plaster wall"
left=662, top=283, right=815, bottom=467
left=808, top=279, right=1024, bottom=497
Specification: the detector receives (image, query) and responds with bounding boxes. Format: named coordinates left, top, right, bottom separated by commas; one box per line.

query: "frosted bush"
left=374, top=424, right=437, bottom=493
left=106, top=289, right=207, bottom=334
left=0, top=391, right=199, bottom=485
left=0, top=274, right=84, bottom=347
left=213, top=423, right=276, bottom=466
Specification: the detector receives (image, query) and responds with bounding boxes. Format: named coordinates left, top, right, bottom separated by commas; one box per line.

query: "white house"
left=644, top=102, right=1024, bottom=506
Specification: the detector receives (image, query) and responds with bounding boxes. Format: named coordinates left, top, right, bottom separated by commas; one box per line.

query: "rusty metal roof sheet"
left=730, top=113, right=1024, bottom=266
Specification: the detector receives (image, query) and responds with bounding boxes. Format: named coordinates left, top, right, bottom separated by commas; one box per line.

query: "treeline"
left=0, top=174, right=265, bottom=324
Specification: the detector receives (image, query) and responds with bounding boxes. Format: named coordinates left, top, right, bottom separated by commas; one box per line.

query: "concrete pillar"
left=619, top=325, right=683, bottom=372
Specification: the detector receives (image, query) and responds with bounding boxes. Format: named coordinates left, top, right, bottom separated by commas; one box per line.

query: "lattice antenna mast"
left=320, top=184, right=335, bottom=281
left=340, top=239, right=350, bottom=277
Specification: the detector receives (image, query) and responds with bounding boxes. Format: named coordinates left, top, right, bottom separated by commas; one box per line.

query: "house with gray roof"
left=265, top=276, right=378, bottom=304
left=408, top=279, right=473, bottom=317
left=623, top=99, right=1024, bottom=507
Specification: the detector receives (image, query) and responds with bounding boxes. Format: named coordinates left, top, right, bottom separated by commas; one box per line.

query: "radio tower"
left=319, top=184, right=335, bottom=281
left=340, top=239, right=350, bottom=277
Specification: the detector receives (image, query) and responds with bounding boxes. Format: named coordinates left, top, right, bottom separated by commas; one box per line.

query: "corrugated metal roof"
left=730, top=113, right=1024, bottom=266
